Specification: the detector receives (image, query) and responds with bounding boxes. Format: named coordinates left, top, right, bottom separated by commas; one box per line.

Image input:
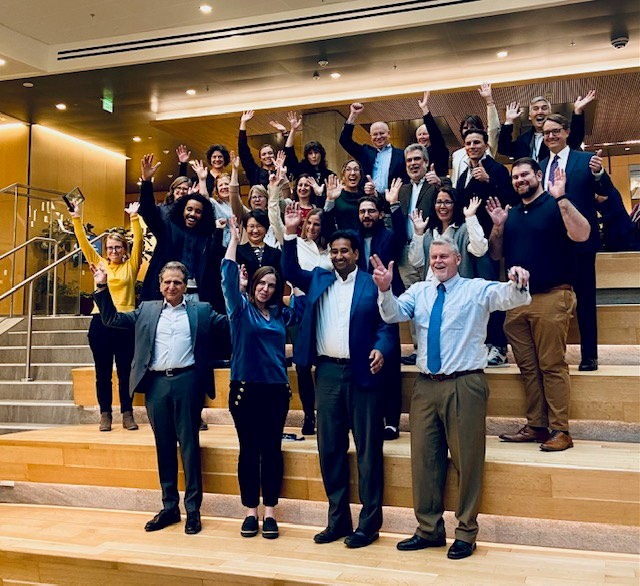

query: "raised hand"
left=505, top=101, right=522, bottom=124
left=275, top=149, right=286, bottom=169
left=308, top=176, right=325, bottom=198
left=364, top=174, right=377, bottom=196
left=141, top=154, right=161, bottom=181
left=471, top=160, right=490, bottom=183
left=477, top=83, right=493, bottom=104
left=486, top=196, right=510, bottom=227
left=187, top=183, right=200, bottom=196
left=548, top=167, right=568, bottom=199
left=574, top=90, right=596, bottom=115
left=215, top=217, right=227, bottom=230
left=350, top=102, right=364, bottom=117
left=270, top=161, right=287, bottom=186
left=68, top=201, right=81, bottom=219
left=325, top=175, right=343, bottom=201
left=463, top=196, right=481, bottom=218
left=125, top=202, right=140, bottom=216
left=228, top=215, right=240, bottom=243
left=90, top=260, right=108, bottom=286
left=190, top=159, right=209, bottom=181
left=588, top=148, right=603, bottom=174
left=269, top=119, right=287, bottom=133
left=230, top=150, right=240, bottom=170
left=371, top=254, right=394, bottom=292
left=418, top=90, right=430, bottom=115
left=239, top=264, right=249, bottom=293
left=287, top=111, right=302, bottom=131
left=176, top=144, right=191, bottom=163
left=425, top=163, right=442, bottom=187
left=284, top=201, right=302, bottom=234
left=385, top=177, right=402, bottom=204
left=410, top=209, right=428, bottom=235
left=239, top=110, right=254, bottom=130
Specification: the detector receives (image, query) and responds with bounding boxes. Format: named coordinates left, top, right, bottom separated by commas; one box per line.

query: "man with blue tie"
left=282, top=210, right=395, bottom=549
left=372, top=239, right=531, bottom=559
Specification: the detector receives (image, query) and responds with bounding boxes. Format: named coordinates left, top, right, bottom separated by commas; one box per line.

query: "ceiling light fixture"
left=132, top=136, right=142, bottom=142
left=330, top=72, right=341, bottom=79
left=312, top=71, right=320, bottom=80
left=55, top=103, right=67, bottom=110
left=318, top=59, right=329, bottom=68
left=23, top=82, right=33, bottom=88
left=199, top=5, right=212, bottom=13
left=163, top=149, right=170, bottom=154
left=497, top=51, right=508, bottom=58
left=625, top=147, right=631, bottom=151
left=186, top=89, right=197, bottom=95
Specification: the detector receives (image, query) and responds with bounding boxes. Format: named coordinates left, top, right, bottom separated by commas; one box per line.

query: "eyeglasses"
left=359, top=209, right=378, bottom=215
left=435, top=200, right=454, bottom=207
left=542, top=128, right=564, bottom=137
left=106, top=245, right=124, bottom=252
left=162, top=280, right=184, bottom=286
left=174, top=186, right=190, bottom=193
left=251, top=194, right=266, bottom=200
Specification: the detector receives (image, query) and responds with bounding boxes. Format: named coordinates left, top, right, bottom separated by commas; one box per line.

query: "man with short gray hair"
left=372, top=237, right=530, bottom=560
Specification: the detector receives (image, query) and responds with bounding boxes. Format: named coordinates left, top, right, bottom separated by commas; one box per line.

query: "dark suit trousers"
left=472, top=254, right=508, bottom=349
left=383, top=333, right=402, bottom=429
left=145, top=369, right=203, bottom=513
left=410, top=372, right=488, bottom=544
left=575, top=251, right=598, bottom=360
left=315, top=360, right=384, bottom=535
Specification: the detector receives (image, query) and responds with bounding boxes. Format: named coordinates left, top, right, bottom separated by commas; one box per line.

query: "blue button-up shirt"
left=372, top=143, right=393, bottom=194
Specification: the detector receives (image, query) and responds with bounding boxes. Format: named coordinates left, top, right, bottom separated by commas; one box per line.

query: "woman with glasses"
left=69, top=201, right=143, bottom=432
left=408, top=186, right=487, bottom=279
left=158, top=176, right=191, bottom=221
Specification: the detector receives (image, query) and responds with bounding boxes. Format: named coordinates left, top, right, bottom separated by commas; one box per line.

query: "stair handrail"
left=0, top=231, right=110, bottom=381
left=0, top=236, right=59, bottom=263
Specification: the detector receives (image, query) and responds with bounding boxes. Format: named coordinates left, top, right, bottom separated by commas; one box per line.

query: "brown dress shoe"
left=99, top=412, right=112, bottom=432
left=122, top=411, right=139, bottom=431
left=499, top=425, right=549, bottom=443
left=540, top=430, right=573, bottom=452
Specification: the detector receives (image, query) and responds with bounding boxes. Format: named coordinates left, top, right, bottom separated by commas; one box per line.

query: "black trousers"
left=383, top=328, right=402, bottom=429
left=575, top=251, right=598, bottom=360
left=87, top=315, right=134, bottom=413
left=472, top=255, right=508, bottom=348
left=315, top=360, right=384, bottom=536
left=145, top=369, right=203, bottom=513
left=229, top=381, right=290, bottom=508
left=290, top=324, right=315, bottom=420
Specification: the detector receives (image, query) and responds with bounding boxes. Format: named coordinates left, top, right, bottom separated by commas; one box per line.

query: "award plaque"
left=62, top=186, right=85, bottom=212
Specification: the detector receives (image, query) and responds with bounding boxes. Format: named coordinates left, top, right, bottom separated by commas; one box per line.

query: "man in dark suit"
left=281, top=217, right=395, bottom=549
left=339, top=102, right=408, bottom=194
left=498, top=91, right=595, bottom=161
left=92, top=260, right=229, bottom=535
left=414, top=90, right=450, bottom=177
left=539, top=114, right=614, bottom=371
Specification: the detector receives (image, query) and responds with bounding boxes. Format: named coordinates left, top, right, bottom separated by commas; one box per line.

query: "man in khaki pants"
left=487, top=157, right=591, bottom=452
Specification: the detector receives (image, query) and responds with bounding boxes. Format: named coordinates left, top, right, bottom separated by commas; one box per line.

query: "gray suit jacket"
left=93, top=288, right=229, bottom=399
left=398, top=178, right=451, bottom=228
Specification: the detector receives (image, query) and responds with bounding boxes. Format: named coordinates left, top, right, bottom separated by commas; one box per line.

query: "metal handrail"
left=0, top=183, right=70, bottom=197
left=0, top=231, right=110, bottom=381
left=0, top=237, right=58, bottom=263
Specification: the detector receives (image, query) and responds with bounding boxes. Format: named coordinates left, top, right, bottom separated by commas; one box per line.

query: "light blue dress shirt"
left=372, top=143, right=393, bottom=194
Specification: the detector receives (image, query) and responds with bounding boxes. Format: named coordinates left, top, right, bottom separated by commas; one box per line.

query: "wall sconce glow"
left=0, top=58, right=6, bottom=66
left=497, top=51, right=508, bottom=58
left=199, top=5, right=212, bottom=13
left=132, top=136, right=142, bottom=142
left=330, top=72, right=341, bottom=79
left=0, top=123, right=26, bottom=130
left=34, top=125, right=128, bottom=159
left=55, top=103, right=67, bottom=110
left=186, top=89, right=197, bottom=95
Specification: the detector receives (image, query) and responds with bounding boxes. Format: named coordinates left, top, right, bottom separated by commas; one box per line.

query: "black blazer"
left=422, top=111, right=450, bottom=176
left=398, top=179, right=450, bottom=227
left=236, top=242, right=283, bottom=285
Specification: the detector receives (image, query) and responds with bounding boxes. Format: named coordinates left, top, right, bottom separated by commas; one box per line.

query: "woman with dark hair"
left=408, top=186, right=487, bottom=279
left=222, top=216, right=304, bottom=539
left=235, top=209, right=282, bottom=285
left=159, top=176, right=191, bottom=221
left=69, top=201, right=143, bottom=432
left=178, top=143, right=231, bottom=196
left=320, top=159, right=365, bottom=236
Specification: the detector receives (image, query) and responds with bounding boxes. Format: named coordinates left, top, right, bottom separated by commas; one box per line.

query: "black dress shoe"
left=397, top=534, right=446, bottom=551
left=400, top=353, right=417, bottom=366
left=447, top=539, right=476, bottom=559
left=185, top=511, right=201, bottom=534
left=344, top=529, right=379, bottom=548
left=144, top=508, right=181, bottom=532
left=313, top=526, right=352, bottom=544
left=383, top=426, right=400, bottom=441
left=578, top=358, right=598, bottom=371
left=241, top=515, right=259, bottom=537
left=199, top=418, right=209, bottom=431
left=301, top=416, right=316, bottom=436
left=262, top=517, right=279, bottom=539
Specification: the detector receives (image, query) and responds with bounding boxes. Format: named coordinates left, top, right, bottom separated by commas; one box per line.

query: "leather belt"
left=149, top=365, right=196, bottom=377
left=422, top=369, right=483, bottom=382
left=317, top=355, right=350, bottom=365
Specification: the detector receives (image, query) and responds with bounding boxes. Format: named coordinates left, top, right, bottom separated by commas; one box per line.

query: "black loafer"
left=241, top=515, right=259, bottom=537
left=344, top=529, right=379, bottom=548
left=383, top=426, right=399, bottom=441
left=262, top=517, right=279, bottom=539
left=447, top=539, right=476, bottom=559
left=144, top=508, right=181, bottom=532
left=185, top=512, right=201, bottom=534
left=313, top=526, right=352, bottom=544
left=578, top=358, right=598, bottom=371
left=397, top=534, right=446, bottom=550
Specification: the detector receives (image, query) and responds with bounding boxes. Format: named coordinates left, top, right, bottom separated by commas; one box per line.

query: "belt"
left=149, top=365, right=196, bottom=377
left=422, top=369, right=483, bottom=382
left=317, top=355, right=350, bottom=365
left=541, top=284, right=572, bottom=293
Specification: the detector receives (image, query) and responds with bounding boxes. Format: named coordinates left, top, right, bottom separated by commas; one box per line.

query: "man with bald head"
left=340, top=102, right=408, bottom=195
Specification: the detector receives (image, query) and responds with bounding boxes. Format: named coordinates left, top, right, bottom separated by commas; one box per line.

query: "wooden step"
left=596, top=251, right=640, bottom=289
left=0, top=504, right=638, bottom=586
left=1, top=425, right=638, bottom=527
left=73, top=364, right=640, bottom=425
left=567, top=304, right=640, bottom=345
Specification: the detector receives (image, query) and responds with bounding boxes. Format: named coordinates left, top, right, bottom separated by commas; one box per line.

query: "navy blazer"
left=540, top=149, right=613, bottom=253
left=339, top=123, right=409, bottom=188
left=93, top=288, right=229, bottom=399
left=281, top=238, right=395, bottom=387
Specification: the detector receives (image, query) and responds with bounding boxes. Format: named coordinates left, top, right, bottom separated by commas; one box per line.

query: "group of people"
left=78, top=83, right=630, bottom=559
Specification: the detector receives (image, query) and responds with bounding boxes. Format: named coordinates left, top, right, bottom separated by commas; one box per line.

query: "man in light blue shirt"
left=371, top=237, right=530, bottom=560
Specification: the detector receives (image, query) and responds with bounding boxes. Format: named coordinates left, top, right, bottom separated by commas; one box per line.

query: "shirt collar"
left=377, top=143, right=393, bottom=154
left=334, top=266, right=358, bottom=283
left=433, top=272, right=461, bottom=292
left=412, top=177, right=425, bottom=188
left=551, top=145, right=571, bottom=160
left=162, top=298, right=187, bottom=309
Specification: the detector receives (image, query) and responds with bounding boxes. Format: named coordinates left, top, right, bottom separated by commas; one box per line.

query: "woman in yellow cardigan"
left=70, top=202, right=143, bottom=431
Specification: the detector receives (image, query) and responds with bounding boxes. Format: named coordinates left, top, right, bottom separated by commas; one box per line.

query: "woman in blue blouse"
left=221, top=217, right=303, bottom=540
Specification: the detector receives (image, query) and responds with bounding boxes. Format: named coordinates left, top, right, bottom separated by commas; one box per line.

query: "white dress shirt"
left=406, top=178, right=425, bottom=240
left=149, top=299, right=195, bottom=371
left=316, top=267, right=358, bottom=359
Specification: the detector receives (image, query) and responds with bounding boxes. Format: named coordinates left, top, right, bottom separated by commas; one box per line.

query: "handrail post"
left=52, top=245, right=59, bottom=316
left=22, top=281, right=34, bottom=382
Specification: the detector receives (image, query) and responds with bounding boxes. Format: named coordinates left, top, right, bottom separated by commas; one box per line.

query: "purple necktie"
left=548, top=155, right=559, bottom=186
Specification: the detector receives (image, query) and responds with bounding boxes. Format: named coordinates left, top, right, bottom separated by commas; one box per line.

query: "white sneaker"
left=487, top=345, right=508, bottom=367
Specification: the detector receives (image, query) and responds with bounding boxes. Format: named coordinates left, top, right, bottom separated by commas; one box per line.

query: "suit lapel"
left=148, top=301, right=163, bottom=349
left=350, top=271, right=365, bottom=321
left=564, top=149, right=578, bottom=178
left=186, top=302, right=198, bottom=343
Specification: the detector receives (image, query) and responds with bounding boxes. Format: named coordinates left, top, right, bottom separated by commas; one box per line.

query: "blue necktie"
left=427, top=283, right=445, bottom=374
left=548, top=155, right=559, bottom=186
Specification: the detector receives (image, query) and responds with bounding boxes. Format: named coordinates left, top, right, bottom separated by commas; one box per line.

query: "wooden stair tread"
left=1, top=425, right=638, bottom=527
left=0, top=504, right=638, bottom=586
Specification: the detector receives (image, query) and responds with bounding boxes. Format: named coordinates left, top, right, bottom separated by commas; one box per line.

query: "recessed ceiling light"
left=199, top=5, right=212, bottom=13
left=625, top=147, right=631, bottom=151
left=330, top=72, right=341, bottom=79
left=0, top=59, right=6, bottom=66
left=23, top=82, right=34, bottom=88
left=132, top=136, right=141, bottom=142
left=186, top=89, right=197, bottom=95
left=163, top=149, right=170, bottom=154
left=497, top=51, right=508, bottom=58
left=55, top=103, right=67, bottom=110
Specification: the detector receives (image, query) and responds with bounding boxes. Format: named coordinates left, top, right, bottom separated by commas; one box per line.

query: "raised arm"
left=478, top=83, right=500, bottom=157
left=268, top=167, right=287, bottom=244
left=125, top=202, right=144, bottom=271
left=371, top=255, right=415, bottom=323
left=229, top=151, right=248, bottom=226
left=339, top=103, right=366, bottom=160
left=548, top=168, right=591, bottom=243
left=281, top=206, right=314, bottom=292
left=568, top=90, right=595, bottom=150
left=238, top=110, right=260, bottom=179
left=138, top=154, right=164, bottom=236
left=498, top=101, right=522, bottom=157
left=486, top=196, right=510, bottom=260
left=176, top=144, right=191, bottom=178
left=69, top=202, right=102, bottom=265
left=419, top=91, right=449, bottom=176
left=462, top=196, right=488, bottom=257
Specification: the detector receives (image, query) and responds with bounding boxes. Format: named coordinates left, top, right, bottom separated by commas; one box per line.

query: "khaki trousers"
left=504, top=289, right=576, bottom=431
left=410, top=372, right=488, bottom=544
